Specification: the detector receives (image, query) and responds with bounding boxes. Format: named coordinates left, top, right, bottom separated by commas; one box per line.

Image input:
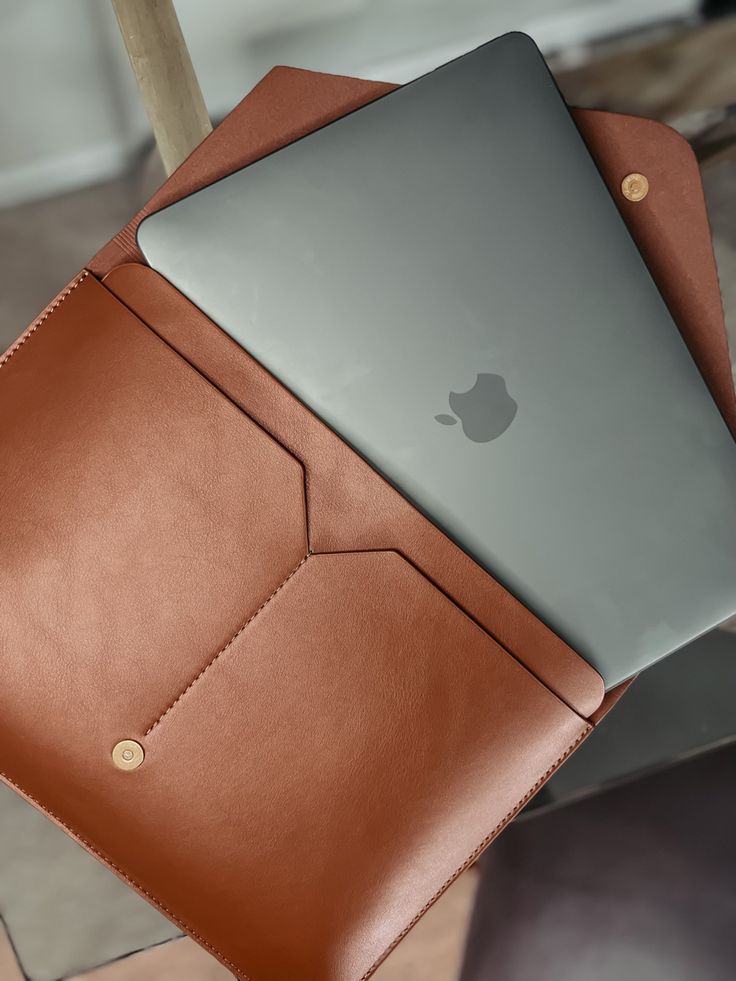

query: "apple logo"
left=435, top=373, right=518, bottom=443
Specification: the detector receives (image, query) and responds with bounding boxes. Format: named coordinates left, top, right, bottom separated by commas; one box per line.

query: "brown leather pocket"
left=0, top=272, right=591, bottom=981
left=122, top=549, right=590, bottom=981
left=0, top=273, right=309, bottom=748
left=104, top=262, right=606, bottom=718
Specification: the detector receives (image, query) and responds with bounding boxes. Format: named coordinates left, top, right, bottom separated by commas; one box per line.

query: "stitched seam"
left=358, top=724, right=593, bottom=981
left=0, top=272, right=89, bottom=370
left=0, top=726, right=590, bottom=981
left=0, top=267, right=245, bottom=976
left=0, top=770, right=249, bottom=981
left=145, top=552, right=311, bottom=736
left=0, top=269, right=594, bottom=979
left=316, top=548, right=596, bottom=722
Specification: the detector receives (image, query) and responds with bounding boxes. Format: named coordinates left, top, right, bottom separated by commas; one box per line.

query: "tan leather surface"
left=104, top=262, right=604, bottom=719
left=1, top=64, right=733, bottom=981
left=574, top=109, right=736, bottom=435
left=0, top=274, right=307, bottom=739
left=0, top=272, right=591, bottom=981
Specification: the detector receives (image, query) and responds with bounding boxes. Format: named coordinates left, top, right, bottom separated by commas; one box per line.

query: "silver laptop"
left=138, top=32, right=736, bottom=688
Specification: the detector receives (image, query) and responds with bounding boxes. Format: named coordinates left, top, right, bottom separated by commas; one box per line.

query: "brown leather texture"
left=0, top=271, right=592, bottom=981
left=104, top=263, right=603, bottom=719
left=1, top=65, right=733, bottom=981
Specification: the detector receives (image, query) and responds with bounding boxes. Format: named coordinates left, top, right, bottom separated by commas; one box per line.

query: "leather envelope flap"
left=0, top=273, right=309, bottom=741
left=0, top=270, right=592, bottom=981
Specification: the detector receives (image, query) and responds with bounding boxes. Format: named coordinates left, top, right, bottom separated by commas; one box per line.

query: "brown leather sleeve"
left=0, top=271, right=592, bottom=981
left=0, top=66, right=732, bottom=981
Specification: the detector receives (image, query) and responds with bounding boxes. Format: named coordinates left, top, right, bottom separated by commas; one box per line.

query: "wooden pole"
left=111, top=0, right=213, bottom=175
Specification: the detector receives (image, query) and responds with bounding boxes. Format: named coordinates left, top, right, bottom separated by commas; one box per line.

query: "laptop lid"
left=138, top=32, right=736, bottom=688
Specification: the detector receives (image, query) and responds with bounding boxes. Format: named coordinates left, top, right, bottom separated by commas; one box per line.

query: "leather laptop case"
left=1, top=67, right=734, bottom=981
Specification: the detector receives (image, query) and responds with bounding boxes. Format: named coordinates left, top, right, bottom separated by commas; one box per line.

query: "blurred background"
left=1, top=0, right=735, bottom=358
left=1, top=1, right=735, bottom=979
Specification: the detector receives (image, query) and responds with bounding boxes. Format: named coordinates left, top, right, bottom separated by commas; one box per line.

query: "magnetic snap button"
left=112, top=739, right=144, bottom=771
left=621, top=172, right=649, bottom=202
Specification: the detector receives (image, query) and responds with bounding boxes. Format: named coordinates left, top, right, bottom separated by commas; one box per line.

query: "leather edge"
left=0, top=766, right=249, bottom=980
left=590, top=677, right=635, bottom=725
left=0, top=720, right=592, bottom=981
left=358, top=722, right=593, bottom=980
left=0, top=272, right=89, bottom=364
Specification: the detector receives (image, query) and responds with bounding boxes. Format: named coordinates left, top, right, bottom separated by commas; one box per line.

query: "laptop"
left=137, top=32, right=736, bottom=689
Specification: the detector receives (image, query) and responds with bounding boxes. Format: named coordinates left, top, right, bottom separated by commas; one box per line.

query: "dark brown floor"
left=460, top=744, right=736, bottom=981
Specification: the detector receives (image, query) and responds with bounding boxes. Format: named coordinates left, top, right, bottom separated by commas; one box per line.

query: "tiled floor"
left=68, top=938, right=234, bottom=980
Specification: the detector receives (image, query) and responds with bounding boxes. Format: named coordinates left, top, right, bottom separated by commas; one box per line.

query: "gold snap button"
left=112, top=739, right=144, bottom=771
left=621, top=172, right=649, bottom=202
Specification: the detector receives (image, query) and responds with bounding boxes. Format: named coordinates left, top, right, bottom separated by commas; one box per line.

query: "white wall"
left=0, top=0, right=144, bottom=204
left=0, top=0, right=698, bottom=207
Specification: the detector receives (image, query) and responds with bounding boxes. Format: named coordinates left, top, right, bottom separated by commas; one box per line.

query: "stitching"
left=145, top=552, right=310, bottom=736
left=358, top=724, right=593, bottom=981
left=0, top=725, right=590, bottom=981
left=0, top=270, right=595, bottom=979
left=0, top=769, right=249, bottom=981
left=0, top=272, right=89, bottom=370
left=315, top=548, right=596, bottom=722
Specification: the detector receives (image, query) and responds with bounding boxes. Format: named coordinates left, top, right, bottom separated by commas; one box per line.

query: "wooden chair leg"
left=111, top=0, right=213, bottom=175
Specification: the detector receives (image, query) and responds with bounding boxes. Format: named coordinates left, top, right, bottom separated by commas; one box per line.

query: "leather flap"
left=89, top=65, right=736, bottom=732
left=0, top=271, right=591, bottom=981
